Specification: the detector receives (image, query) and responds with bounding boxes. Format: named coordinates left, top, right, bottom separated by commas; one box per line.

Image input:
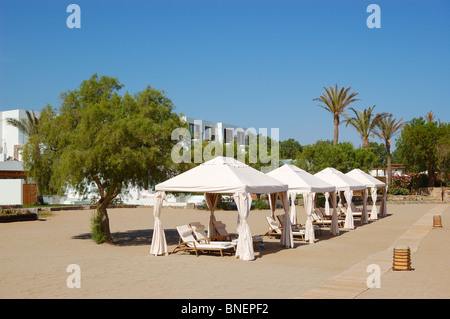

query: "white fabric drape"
left=343, top=190, right=355, bottom=229
left=370, top=187, right=378, bottom=220
left=233, top=192, right=254, bottom=261
left=289, top=191, right=297, bottom=225
left=150, top=191, right=167, bottom=256
left=205, top=193, right=220, bottom=237
left=330, top=191, right=339, bottom=235
left=324, top=192, right=330, bottom=215
left=279, top=191, right=294, bottom=248
left=302, top=192, right=316, bottom=243
left=361, top=188, right=369, bottom=224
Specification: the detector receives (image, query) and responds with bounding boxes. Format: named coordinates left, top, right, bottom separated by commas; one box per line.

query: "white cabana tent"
left=152, top=156, right=290, bottom=261
left=314, top=168, right=366, bottom=230
left=267, top=164, right=337, bottom=241
left=346, top=169, right=386, bottom=221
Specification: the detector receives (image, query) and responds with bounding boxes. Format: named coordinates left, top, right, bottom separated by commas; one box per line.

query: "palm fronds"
left=5, top=110, right=39, bottom=136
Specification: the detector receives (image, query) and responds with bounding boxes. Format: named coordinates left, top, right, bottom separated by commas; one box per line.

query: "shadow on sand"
left=72, top=228, right=181, bottom=247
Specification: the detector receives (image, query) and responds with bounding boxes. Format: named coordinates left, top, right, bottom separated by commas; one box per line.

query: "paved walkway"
left=296, top=205, right=447, bottom=299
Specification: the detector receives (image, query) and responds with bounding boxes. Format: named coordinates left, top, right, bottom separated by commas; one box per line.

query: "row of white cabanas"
left=150, top=156, right=386, bottom=261
left=268, top=165, right=387, bottom=244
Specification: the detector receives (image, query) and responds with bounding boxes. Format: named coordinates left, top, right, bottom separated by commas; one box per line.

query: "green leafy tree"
left=395, top=117, right=449, bottom=187
left=313, top=84, right=360, bottom=145
left=373, top=114, right=404, bottom=186
left=367, top=141, right=387, bottom=168
left=295, top=140, right=377, bottom=174
left=37, top=74, right=186, bottom=243
left=279, top=138, right=302, bottom=159
left=344, top=105, right=387, bottom=148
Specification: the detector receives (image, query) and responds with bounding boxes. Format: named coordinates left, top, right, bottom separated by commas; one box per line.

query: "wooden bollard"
left=433, top=215, right=442, bottom=228
left=393, top=246, right=412, bottom=271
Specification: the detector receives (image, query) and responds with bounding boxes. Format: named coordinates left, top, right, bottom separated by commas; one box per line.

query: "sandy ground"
left=0, top=203, right=449, bottom=299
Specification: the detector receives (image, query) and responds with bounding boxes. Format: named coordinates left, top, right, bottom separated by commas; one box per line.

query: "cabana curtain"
left=289, top=191, right=297, bottom=225
left=234, top=192, right=254, bottom=261
left=329, top=191, right=339, bottom=235
left=343, top=190, right=355, bottom=229
left=205, top=193, right=220, bottom=237
left=324, top=192, right=330, bottom=215
left=370, top=187, right=378, bottom=220
left=303, top=192, right=316, bottom=243
left=279, top=191, right=294, bottom=248
left=149, top=191, right=167, bottom=256
left=268, top=193, right=278, bottom=218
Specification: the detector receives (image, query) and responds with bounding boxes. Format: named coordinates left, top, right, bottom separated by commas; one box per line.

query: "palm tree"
left=313, top=84, right=360, bottom=145
left=344, top=105, right=388, bottom=149
left=373, top=114, right=404, bottom=186
left=6, top=110, right=40, bottom=137
left=425, top=110, right=435, bottom=123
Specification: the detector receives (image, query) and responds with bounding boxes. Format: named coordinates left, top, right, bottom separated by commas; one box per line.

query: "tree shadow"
left=72, top=228, right=181, bottom=247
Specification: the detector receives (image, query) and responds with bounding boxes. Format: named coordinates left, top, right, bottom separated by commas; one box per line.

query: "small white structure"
left=153, top=156, right=290, bottom=261
left=0, top=179, right=23, bottom=205
left=0, top=161, right=26, bottom=205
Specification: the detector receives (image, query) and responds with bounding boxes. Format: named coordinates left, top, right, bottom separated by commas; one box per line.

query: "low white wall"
left=0, top=179, right=23, bottom=205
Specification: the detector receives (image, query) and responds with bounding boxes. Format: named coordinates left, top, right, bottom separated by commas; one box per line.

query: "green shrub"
left=388, top=187, right=410, bottom=195
left=252, top=199, right=269, bottom=210
left=90, top=213, right=107, bottom=244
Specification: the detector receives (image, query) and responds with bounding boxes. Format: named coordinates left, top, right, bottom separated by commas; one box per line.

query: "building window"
left=205, top=126, right=215, bottom=141
left=224, top=128, right=234, bottom=143
left=236, top=131, right=245, bottom=146
left=189, top=123, right=201, bottom=139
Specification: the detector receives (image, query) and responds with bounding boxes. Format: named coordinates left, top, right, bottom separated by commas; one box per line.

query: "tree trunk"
left=96, top=198, right=113, bottom=244
left=362, top=137, right=370, bottom=149
left=427, top=164, right=436, bottom=187
left=386, top=141, right=392, bottom=187
left=333, top=115, right=339, bottom=145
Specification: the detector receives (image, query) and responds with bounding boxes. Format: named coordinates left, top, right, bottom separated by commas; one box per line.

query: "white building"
left=0, top=109, right=30, bottom=161
left=182, top=116, right=249, bottom=146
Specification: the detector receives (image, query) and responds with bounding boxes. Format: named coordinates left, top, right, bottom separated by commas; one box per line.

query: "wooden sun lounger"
left=172, top=225, right=235, bottom=257
left=312, top=209, right=345, bottom=228
left=189, top=222, right=233, bottom=244
left=339, top=204, right=363, bottom=218
left=212, top=220, right=239, bottom=241
left=263, top=216, right=305, bottom=241
left=278, top=213, right=322, bottom=236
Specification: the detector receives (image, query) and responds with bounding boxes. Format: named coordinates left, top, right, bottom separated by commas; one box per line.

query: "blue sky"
left=1, top=0, right=449, bottom=147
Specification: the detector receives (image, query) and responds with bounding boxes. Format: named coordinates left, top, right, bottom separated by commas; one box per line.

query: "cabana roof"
left=345, top=169, right=385, bottom=188
left=155, top=156, right=288, bottom=194
left=267, top=164, right=336, bottom=193
left=314, top=167, right=366, bottom=191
